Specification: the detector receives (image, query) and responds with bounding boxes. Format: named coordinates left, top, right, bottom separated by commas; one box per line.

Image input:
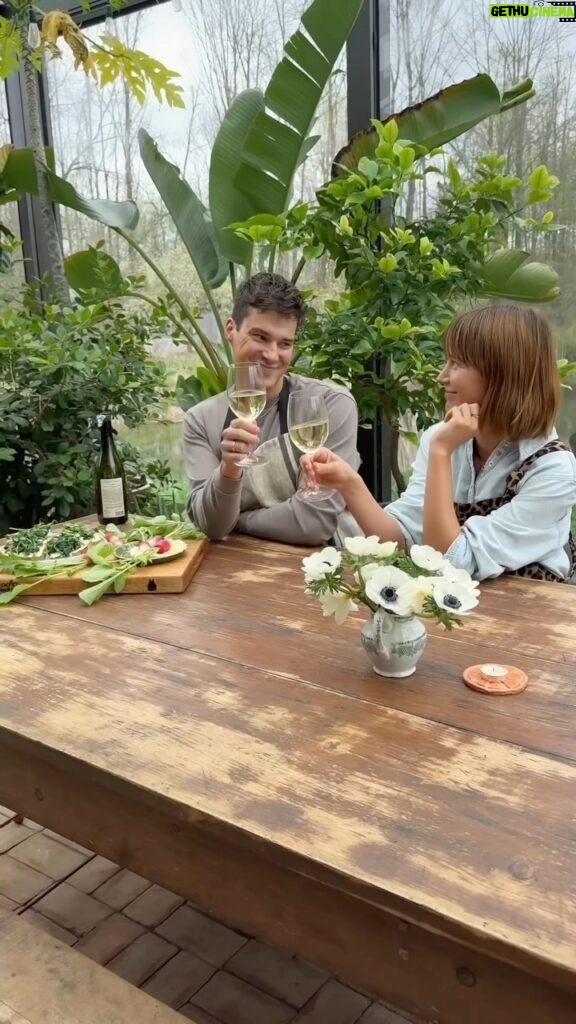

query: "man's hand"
left=431, top=403, right=480, bottom=456
left=220, top=419, right=260, bottom=479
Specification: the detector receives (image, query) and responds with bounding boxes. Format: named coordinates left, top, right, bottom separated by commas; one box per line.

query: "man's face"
left=226, top=309, right=298, bottom=398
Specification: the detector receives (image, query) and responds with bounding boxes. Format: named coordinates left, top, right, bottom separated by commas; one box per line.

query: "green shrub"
left=0, top=293, right=172, bottom=531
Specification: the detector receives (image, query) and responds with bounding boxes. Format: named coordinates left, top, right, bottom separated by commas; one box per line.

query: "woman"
left=303, top=304, right=576, bottom=581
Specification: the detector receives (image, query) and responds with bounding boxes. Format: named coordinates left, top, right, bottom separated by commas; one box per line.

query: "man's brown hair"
left=232, top=272, right=307, bottom=329
left=443, top=304, right=560, bottom=440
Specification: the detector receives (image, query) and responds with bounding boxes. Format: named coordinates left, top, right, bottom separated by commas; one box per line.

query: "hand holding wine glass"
left=226, top=363, right=267, bottom=468
left=300, top=447, right=356, bottom=493
left=287, top=393, right=334, bottom=501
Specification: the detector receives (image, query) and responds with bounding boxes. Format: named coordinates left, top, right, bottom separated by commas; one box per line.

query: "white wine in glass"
left=227, top=363, right=267, bottom=467
left=287, top=393, right=333, bottom=501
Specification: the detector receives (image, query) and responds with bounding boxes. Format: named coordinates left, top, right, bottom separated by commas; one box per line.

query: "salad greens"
left=77, top=539, right=159, bottom=606
left=44, top=524, right=95, bottom=558
left=0, top=514, right=205, bottom=606
left=4, top=524, right=50, bottom=557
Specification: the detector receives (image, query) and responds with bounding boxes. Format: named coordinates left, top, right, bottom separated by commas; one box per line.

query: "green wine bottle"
left=95, top=414, right=128, bottom=526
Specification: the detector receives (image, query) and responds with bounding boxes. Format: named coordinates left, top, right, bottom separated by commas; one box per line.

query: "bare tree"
left=390, top=0, right=455, bottom=219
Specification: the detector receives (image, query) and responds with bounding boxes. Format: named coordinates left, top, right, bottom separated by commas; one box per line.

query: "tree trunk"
left=390, top=427, right=407, bottom=495
left=20, top=20, right=69, bottom=302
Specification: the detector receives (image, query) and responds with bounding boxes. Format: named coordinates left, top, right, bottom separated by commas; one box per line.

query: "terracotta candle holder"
left=463, top=662, right=528, bottom=695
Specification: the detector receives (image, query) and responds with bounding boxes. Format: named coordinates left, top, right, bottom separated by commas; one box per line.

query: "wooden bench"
left=0, top=912, right=199, bottom=1023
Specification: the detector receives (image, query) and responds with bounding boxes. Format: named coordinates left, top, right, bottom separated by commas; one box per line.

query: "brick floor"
left=20, top=908, right=77, bottom=946
left=10, top=832, right=90, bottom=880
left=67, top=854, right=120, bottom=894
left=291, top=980, right=370, bottom=1024
left=0, top=813, right=412, bottom=1024
left=191, top=971, right=294, bottom=1024
left=226, top=940, right=328, bottom=1008
left=156, top=905, right=247, bottom=966
left=0, top=821, right=35, bottom=854
left=142, top=950, right=214, bottom=1007
left=124, top=883, right=184, bottom=927
left=107, top=932, right=178, bottom=986
left=93, top=867, right=151, bottom=910
left=0, top=855, right=52, bottom=904
left=75, top=912, right=145, bottom=964
left=179, top=1007, right=221, bottom=1024
left=34, top=881, right=113, bottom=936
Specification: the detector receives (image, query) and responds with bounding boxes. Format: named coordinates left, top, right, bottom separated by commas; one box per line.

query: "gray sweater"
left=183, top=373, right=360, bottom=546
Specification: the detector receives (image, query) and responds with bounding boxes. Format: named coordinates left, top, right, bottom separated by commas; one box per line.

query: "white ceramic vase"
left=360, top=607, right=427, bottom=678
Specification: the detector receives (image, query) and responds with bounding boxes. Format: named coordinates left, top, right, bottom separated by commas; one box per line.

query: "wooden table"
left=0, top=536, right=575, bottom=1024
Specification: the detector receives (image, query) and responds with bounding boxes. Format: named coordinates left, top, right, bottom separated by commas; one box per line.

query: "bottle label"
left=100, top=478, right=126, bottom=518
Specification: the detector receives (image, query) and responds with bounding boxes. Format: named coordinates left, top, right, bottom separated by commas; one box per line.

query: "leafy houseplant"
left=235, top=120, right=560, bottom=491
left=0, top=292, right=172, bottom=532
left=302, top=536, right=480, bottom=678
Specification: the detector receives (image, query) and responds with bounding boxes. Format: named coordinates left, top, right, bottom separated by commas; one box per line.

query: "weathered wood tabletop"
left=0, top=536, right=575, bottom=1024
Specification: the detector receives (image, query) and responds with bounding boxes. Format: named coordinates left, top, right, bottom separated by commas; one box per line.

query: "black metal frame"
left=5, top=67, right=58, bottom=288
left=346, top=0, right=392, bottom=502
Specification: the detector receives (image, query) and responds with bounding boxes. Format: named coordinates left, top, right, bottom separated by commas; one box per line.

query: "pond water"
left=121, top=418, right=187, bottom=483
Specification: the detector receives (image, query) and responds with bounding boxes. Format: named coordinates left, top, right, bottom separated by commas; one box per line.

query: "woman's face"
left=438, top=358, right=486, bottom=411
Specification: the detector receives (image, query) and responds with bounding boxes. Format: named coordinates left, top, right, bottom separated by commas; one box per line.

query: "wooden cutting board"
left=0, top=527, right=209, bottom=597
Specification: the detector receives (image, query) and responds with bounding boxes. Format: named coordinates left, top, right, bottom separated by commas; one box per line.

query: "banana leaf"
left=139, top=128, right=227, bottom=290
left=333, top=75, right=534, bottom=176
left=65, top=248, right=126, bottom=298
left=209, top=89, right=265, bottom=267
left=234, top=0, right=363, bottom=214
left=0, top=148, right=139, bottom=229
left=481, top=249, right=560, bottom=303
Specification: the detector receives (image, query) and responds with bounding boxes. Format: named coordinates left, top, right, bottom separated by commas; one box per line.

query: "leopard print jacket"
left=453, top=439, right=575, bottom=583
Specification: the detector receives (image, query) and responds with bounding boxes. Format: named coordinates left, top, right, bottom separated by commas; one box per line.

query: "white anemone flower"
left=319, top=592, right=358, bottom=625
left=397, top=575, right=436, bottom=616
left=357, top=561, right=380, bottom=583
left=365, top=566, right=412, bottom=615
left=302, top=547, right=341, bottom=581
left=432, top=579, right=479, bottom=615
left=441, top=563, right=480, bottom=589
left=410, top=544, right=446, bottom=572
left=344, top=535, right=398, bottom=558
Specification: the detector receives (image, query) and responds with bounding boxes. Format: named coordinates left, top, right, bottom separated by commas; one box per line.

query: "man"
left=183, top=272, right=360, bottom=545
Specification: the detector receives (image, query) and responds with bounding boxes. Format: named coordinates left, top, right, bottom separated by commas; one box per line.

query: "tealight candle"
left=480, top=663, right=508, bottom=681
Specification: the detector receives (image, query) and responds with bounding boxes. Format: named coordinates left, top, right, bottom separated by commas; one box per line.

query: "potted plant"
left=302, top=537, right=479, bottom=678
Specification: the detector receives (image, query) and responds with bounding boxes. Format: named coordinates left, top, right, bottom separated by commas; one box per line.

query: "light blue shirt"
left=386, top=424, right=576, bottom=581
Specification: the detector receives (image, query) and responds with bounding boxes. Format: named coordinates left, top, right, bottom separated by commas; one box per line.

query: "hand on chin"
left=434, top=402, right=480, bottom=454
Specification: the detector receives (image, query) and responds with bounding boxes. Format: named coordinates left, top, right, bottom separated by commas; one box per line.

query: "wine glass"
left=227, top=363, right=267, bottom=467
left=287, top=393, right=334, bottom=501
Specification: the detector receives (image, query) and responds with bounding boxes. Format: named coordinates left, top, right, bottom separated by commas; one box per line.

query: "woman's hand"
left=432, top=403, right=480, bottom=455
left=301, top=447, right=357, bottom=493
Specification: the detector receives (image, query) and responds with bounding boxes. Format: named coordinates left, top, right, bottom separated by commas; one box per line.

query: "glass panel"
left=391, top=2, right=576, bottom=462
left=45, top=0, right=349, bottom=486
left=0, top=83, right=25, bottom=293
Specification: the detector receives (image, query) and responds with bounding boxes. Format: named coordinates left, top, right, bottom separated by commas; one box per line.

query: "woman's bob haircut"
left=443, top=304, right=560, bottom=440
